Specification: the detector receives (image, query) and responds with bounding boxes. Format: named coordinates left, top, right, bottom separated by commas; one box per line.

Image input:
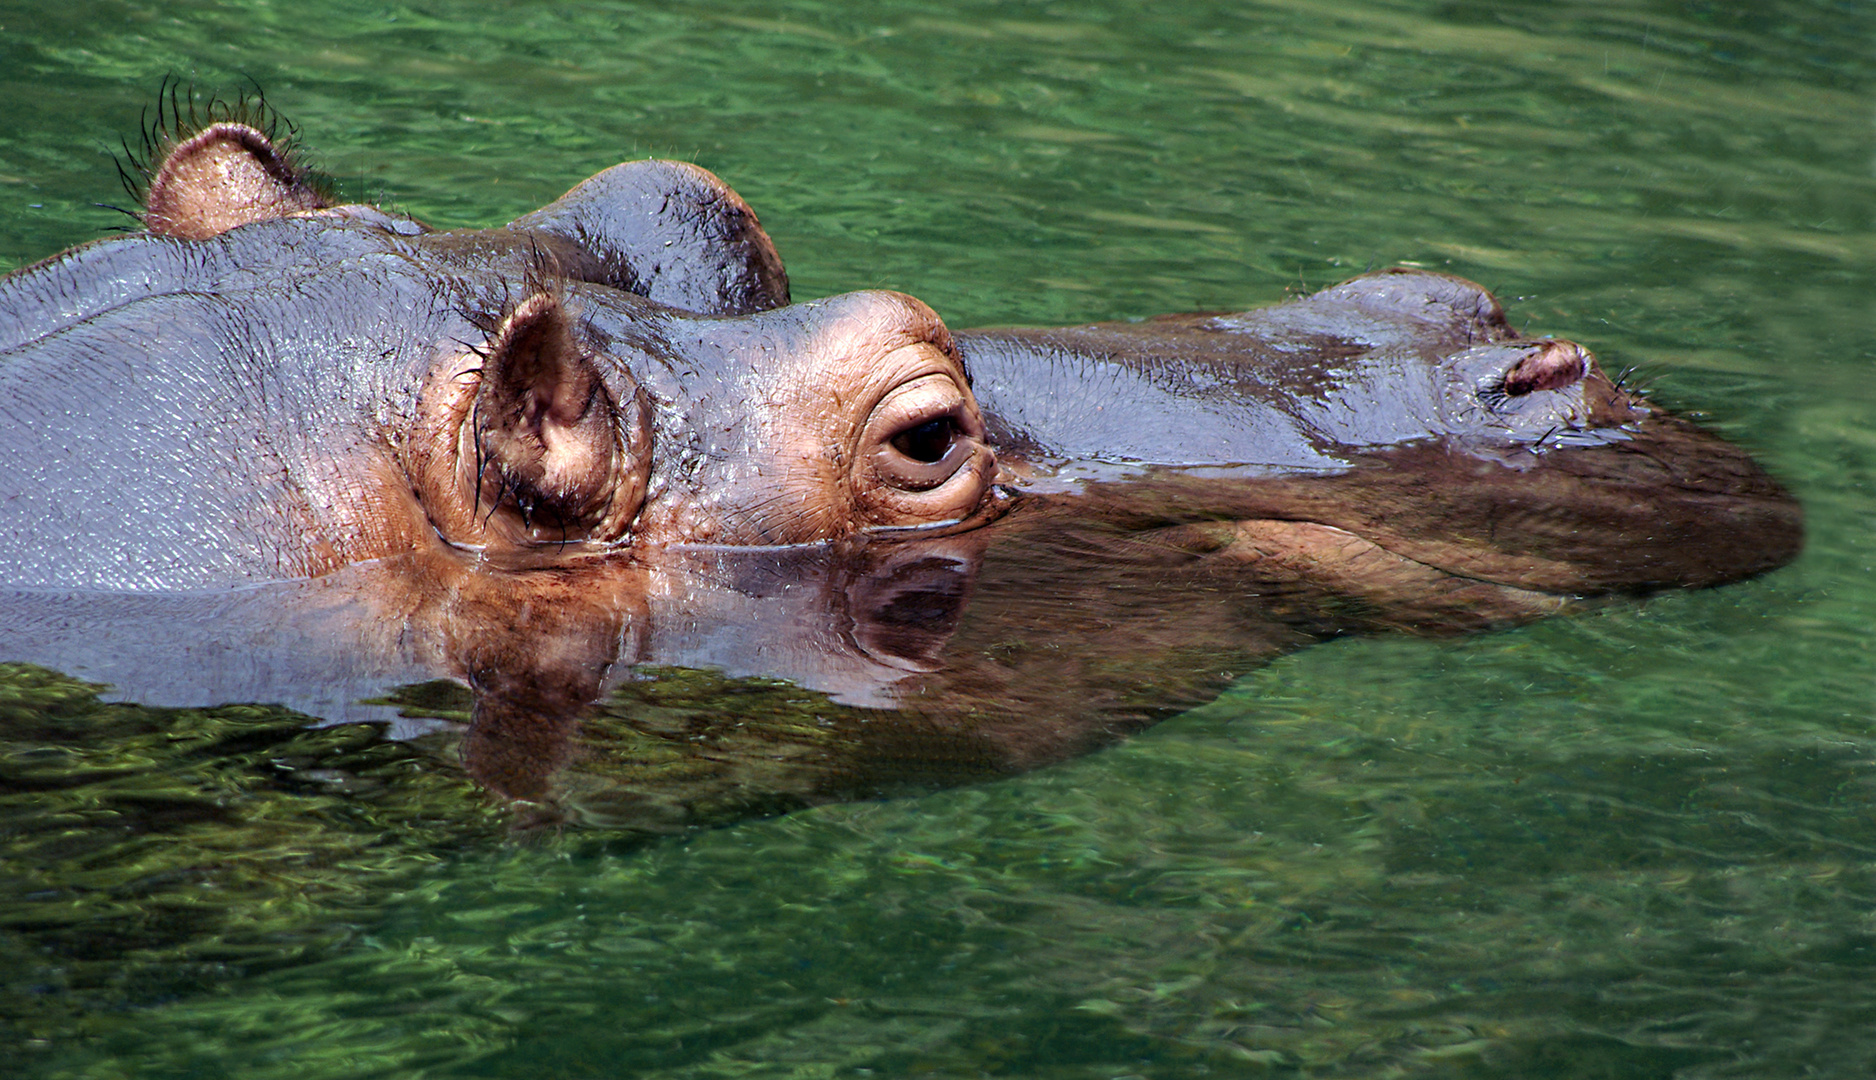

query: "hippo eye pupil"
left=892, top=417, right=956, bottom=464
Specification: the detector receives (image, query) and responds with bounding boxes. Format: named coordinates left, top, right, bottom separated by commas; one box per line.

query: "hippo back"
left=0, top=219, right=453, bottom=590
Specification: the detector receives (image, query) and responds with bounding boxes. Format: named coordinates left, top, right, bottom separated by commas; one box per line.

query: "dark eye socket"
left=890, top=416, right=959, bottom=464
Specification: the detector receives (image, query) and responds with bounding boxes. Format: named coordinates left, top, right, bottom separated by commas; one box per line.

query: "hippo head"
left=0, top=106, right=1806, bottom=817
left=0, top=120, right=1006, bottom=589
left=0, top=113, right=1797, bottom=598
left=173, top=124, right=996, bottom=556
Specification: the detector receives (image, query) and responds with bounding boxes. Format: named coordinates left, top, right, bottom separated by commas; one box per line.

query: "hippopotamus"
left=0, top=109, right=1802, bottom=813
left=0, top=114, right=1797, bottom=595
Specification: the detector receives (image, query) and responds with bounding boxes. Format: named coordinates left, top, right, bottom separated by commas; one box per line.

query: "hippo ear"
left=469, top=292, right=649, bottom=546
left=143, top=122, right=330, bottom=240
left=509, top=160, right=790, bottom=316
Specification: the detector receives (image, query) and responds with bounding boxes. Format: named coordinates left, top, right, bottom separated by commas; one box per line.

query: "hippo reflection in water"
left=0, top=110, right=1800, bottom=822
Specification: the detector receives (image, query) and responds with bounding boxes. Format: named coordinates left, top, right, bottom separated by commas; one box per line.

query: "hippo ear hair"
left=469, top=291, right=649, bottom=546
left=142, top=122, right=330, bottom=240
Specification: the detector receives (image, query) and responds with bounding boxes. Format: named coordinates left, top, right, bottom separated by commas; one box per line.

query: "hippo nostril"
left=1503, top=341, right=1587, bottom=397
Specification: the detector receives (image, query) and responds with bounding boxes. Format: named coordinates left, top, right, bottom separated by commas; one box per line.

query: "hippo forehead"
left=0, top=207, right=649, bottom=342
left=2, top=213, right=713, bottom=382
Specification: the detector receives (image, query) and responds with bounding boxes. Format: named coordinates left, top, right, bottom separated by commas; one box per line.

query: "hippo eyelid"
left=851, top=360, right=997, bottom=528
left=866, top=375, right=981, bottom=491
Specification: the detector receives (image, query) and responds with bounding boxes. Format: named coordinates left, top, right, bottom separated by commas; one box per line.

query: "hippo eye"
left=859, top=366, right=997, bottom=524
left=877, top=409, right=974, bottom=492
left=891, top=416, right=960, bottom=464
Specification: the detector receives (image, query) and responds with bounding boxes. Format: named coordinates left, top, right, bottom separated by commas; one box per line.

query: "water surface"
left=1, top=1, right=1872, bottom=1076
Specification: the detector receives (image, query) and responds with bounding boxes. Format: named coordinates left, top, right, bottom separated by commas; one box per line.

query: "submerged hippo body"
left=0, top=112, right=1803, bottom=812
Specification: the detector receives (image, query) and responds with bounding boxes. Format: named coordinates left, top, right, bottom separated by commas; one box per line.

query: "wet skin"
left=0, top=116, right=1802, bottom=814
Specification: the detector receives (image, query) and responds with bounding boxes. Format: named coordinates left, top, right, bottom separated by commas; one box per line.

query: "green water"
left=2, top=0, right=1873, bottom=1076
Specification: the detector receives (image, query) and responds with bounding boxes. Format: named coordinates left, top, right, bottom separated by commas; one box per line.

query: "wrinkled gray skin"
left=0, top=129, right=1802, bottom=816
